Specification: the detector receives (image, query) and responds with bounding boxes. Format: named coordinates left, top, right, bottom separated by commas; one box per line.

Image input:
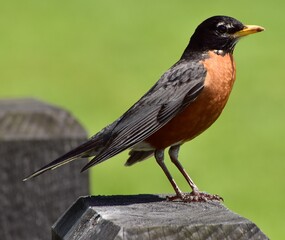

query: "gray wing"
left=81, top=59, right=206, bottom=171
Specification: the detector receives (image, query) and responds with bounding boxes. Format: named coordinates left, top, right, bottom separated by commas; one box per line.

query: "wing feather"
left=81, top=59, right=206, bottom=171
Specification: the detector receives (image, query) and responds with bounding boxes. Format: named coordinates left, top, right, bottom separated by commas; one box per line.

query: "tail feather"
left=23, top=155, right=81, bottom=181
left=23, top=119, right=119, bottom=181
left=23, top=139, right=98, bottom=181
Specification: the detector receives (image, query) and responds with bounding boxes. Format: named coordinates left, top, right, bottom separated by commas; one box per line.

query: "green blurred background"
left=1, top=0, right=284, bottom=238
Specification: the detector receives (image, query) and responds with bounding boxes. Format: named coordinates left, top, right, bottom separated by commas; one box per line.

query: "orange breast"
left=146, top=51, right=236, bottom=149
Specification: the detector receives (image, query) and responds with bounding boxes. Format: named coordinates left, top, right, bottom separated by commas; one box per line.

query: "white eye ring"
left=217, top=24, right=227, bottom=34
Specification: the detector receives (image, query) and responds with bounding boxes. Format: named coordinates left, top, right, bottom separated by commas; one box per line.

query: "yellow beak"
left=234, top=25, right=265, bottom=37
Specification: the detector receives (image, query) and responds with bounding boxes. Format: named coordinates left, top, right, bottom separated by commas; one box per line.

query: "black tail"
left=23, top=119, right=120, bottom=181
left=23, top=138, right=101, bottom=181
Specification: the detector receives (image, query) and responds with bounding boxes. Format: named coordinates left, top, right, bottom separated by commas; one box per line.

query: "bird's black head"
left=182, top=16, right=264, bottom=58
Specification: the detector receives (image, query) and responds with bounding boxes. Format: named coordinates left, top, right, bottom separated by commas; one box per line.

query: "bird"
left=24, top=16, right=264, bottom=202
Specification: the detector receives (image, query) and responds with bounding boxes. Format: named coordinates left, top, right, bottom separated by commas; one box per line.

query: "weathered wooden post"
left=52, top=194, right=268, bottom=240
left=0, top=98, right=89, bottom=240
left=0, top=98, right=268, bottom=240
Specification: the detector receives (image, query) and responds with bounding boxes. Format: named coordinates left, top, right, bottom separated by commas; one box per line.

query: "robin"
left=24, top=16, right=264, bottom=202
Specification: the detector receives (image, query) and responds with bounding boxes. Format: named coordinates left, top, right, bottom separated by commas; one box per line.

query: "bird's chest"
left=202, top=51, right=236, bottom=102
left=178, top=51, right=236, bottom=139
left=146, top=52, right=236, bottom=148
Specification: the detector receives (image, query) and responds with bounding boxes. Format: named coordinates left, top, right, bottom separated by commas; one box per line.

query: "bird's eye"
left=216, top=24, right=228, bottom=34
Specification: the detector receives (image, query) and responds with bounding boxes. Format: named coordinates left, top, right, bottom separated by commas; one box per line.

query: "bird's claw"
left=167, top=191, right=223, bottom=202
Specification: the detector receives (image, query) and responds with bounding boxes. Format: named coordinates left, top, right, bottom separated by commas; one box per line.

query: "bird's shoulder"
left=133, top=56, right=207, bottom=108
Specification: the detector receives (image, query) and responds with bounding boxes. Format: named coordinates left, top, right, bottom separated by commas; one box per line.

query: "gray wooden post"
left=52, top=195, right=268, bottom=240
left=0, top=98, right=89, bottom=240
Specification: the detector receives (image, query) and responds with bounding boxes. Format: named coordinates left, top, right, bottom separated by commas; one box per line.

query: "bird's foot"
left=167, top=191, right=223, bottom=203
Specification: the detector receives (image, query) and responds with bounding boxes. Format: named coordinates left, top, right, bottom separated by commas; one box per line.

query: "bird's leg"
left=168, top=145, right=199, bottom=193
left=154, top=149, right=184, bottom=199
left=168, top=145, right=223, bottom=202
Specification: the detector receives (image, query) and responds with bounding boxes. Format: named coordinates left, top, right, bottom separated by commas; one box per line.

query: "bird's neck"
left=181, top=34, right=236, bottom=60
left=180, top=48, right=208, bottom=61
left=180, top=45, right=233, bottom=61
